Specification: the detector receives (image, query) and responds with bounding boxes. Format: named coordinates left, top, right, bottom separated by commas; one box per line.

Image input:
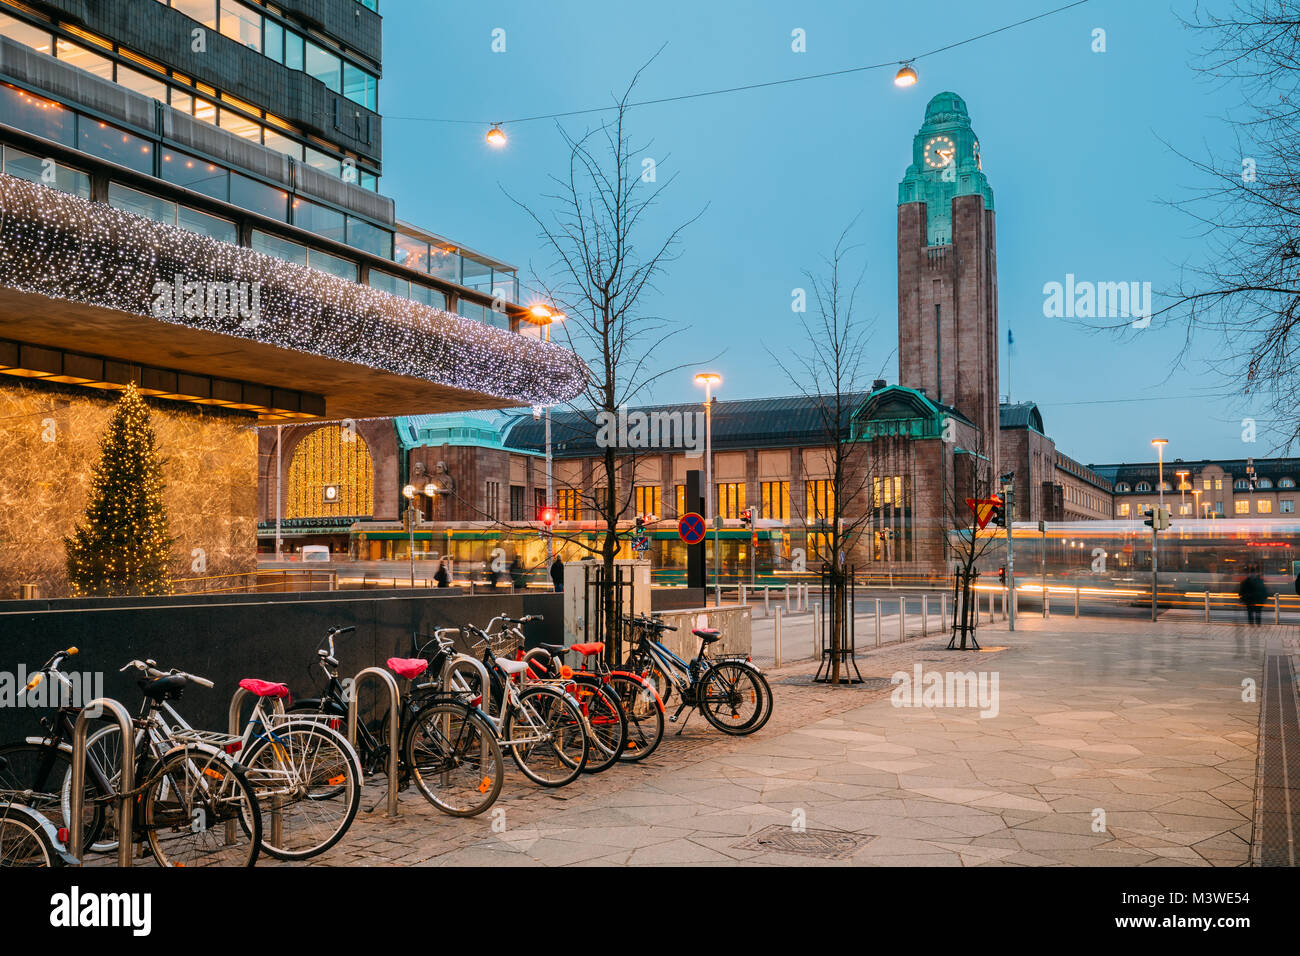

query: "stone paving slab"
left=98, top=616, right=1271, bottom=867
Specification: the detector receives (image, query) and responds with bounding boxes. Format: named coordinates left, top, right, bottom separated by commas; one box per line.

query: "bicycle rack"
left=68, top=698, right=134, bottom=867
left=225, top=685, right=286, bottom=846
left=347, top=667, right=400, bottom=817
left=442, top=654, right=493, bottom=717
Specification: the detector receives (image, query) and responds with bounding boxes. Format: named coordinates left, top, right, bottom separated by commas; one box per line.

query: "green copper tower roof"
left=897, top=91, right=994, bottom=245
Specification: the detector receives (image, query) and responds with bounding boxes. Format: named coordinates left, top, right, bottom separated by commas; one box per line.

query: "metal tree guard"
left=947, top=566, right=981, bottom=650
left=815, top=564, right=863, bottom=683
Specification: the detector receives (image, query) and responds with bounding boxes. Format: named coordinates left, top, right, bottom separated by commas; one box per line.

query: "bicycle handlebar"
left=120, top=659, right=214, bottom=689
left=17, top=647, right=80, bottom=699
left=628, top=615, right=676, bottom=632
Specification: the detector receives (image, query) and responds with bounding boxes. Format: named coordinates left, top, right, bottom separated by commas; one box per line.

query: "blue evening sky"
left=379, top=0, right=1269, bottom=467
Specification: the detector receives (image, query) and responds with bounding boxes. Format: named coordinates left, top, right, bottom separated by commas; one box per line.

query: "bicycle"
left=0, top=648, right=264, bottom=866
left=287, top=625, right=504, bottom=817
left=82, top=660, right=361, bottom=861
left=487, top=616, right=627, bottom=774
left=450, top=622, right=590, bottom=787
left=623, top=615, right=774, bottom=736
left=518, top=633, right=665, bottom=763
left=0, top=757, right=76, bottom=867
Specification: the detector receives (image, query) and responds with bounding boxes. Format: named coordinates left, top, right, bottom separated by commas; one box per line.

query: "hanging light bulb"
left=894, top=62, right=918, bottom=88
left=486, top=124, right=507, bottom=147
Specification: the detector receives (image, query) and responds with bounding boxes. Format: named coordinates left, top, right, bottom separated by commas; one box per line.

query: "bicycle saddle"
left=141, top=673, right=189, bottom=700
left=387, top=657, right=428, bottom=680
left=239, top=678, right=290, bottom=700
left=495, top=658, right=530, bottom=677
left=535, top=643, right=566, bottom=656
left=570, top=642, right=604, bottom=657
left=692, top=628, right=721, bottom=643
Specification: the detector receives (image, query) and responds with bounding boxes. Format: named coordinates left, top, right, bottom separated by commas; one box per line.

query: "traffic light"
left=1157, top=506, right=1171, bottom=531
left=1143, top=508, right=1155, bottom=529
left=998, top=566, right=1006, bottom=586
left=540, top=507, right=555, bottom=529
left=990, top=501, right=1005, bottom=528
left=634, top=514, right=646, bottom=531
left=740, top=508, right=753, bottom=528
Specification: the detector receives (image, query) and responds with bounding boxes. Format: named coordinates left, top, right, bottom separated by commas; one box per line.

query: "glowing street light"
left=1151, top=438, right=1168, bottom=513
left=894, top=62, right=918, bottom=87
left=486, top=124, right=507, bottom=147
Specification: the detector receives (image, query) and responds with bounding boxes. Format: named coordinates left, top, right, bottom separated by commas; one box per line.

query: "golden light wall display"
left=286, top=423, right=374, bottom=519
left=0, top=380, right=258, bottom=598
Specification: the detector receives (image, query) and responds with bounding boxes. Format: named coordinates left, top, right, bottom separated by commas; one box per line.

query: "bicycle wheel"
left=241, top=721, right=360, bottom=861
left=505, top=685, right=588, bottom=787
left=143, top=745, right=262, bottom=867
left=570, top=680, right=626, bottom=774
left=0, top=806, right=58, bottom=866
left=607, top=674, right=664, bottom=762
left=744, top=669, right=775, bottom=734
left=404, top=702, right=503, bottom=817
left=0, top=743, right=104, bottom=851
left=697, top=662, right=766, bottom=735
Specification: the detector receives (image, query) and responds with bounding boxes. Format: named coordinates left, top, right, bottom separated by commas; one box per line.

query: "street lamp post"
left=1176, top=469, right=1189, bottom=518
left=1193, top=487, right=1202, bottom=521
left=402, top=481, right=439, bottom=587
left=1152, top=439, right=1168, bottom=514
left=531, top=304, right=565, bottom=565
left=695, top=372, right=721, bottom=601
left=1151, top=439, right=1168, bottom=624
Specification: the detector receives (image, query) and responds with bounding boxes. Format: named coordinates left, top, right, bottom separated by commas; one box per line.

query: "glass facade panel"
left=2, top=146, right=89, bottom=198
left=172, top=0, right=217, bottom=29
left=231, top=172, right=288, bottom=219
left=368, top=270, right=407, bottom=297
left=262, top=128, right=302, bottom=159
left=56, top=39, right=113, bottom=81
left=429, top=245, right=461, bottom=283
left=0, top=11, right=53, bottom=55
left=116, top=64, right=168, bottom=102
left=303, top=145, right=340, bottom=177
left=0, top=83, right=75, bottom=146
left=193, top=97, right=217, bottom=125
left=342, top=63, right=377, bottom=111
left=394, top=233, right=428, bottom=272
left=346, top=216, right=391, bottom=257
left=293, top=198, right=346, bottom=243
left=109, top=181, right=177, bottom=224
left=251, top=229, right=307, bottom=266
left=79, top=117, right=153, bottom=173
left=218, top=107, right=261, bottom=140
left=178, top=204, right=237, bottom=243
left=409, top=283, right=447, bottom=309
left=461, top=256, right=493, bottom=293
left=304, top=41, right=341, bottom=92
left=160, top=149, right=229, bottom=201
left=169, top=89, right=193, bottom=114
left=284, top=30, right=303, bottom=70
left=307, top=248, right=357, bottom=280
left=263, top=19, right=283, bottom=63
left=219, top=0, right=261, bottom=51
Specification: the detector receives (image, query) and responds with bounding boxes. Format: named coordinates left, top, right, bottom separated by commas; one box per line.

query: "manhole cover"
left=733, top=824, right=874, bottom=860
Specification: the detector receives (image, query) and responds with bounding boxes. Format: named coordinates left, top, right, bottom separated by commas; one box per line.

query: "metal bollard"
left=70, top=698, right=134, bottom=867
left=899, top=596, right=906, bottom=643
left=1045, top=590, right=1051, bottom=619
left=740, top=584, right=746, bottom=607
left=764, top=587, right=770, bottom=616
left=785, top=586, right=791, bottom=612
left=347, top=667, right=401, bottom=817
left=921, top=595, right=928, bottom=635
left=875, top=598, right=882, bottom=648
left=774, top=606, right=783, bottom=668
left=1075, top=588, right=1080, bottom=618
left=1276, top=593, right=1281, bottom=625
left=1204, top=591, right=1210, bottom=623
left=941, top=593, right=948, bottom=630
left=715, top=584, right=722, bottom=606
left=811, top=604, right=820, bottom=657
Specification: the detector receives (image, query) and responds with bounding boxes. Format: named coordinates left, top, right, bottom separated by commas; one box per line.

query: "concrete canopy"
left=0, top=174, right=587, bottom=421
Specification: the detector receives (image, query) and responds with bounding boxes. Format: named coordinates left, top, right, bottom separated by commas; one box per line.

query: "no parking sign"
left=678, top=512, right=706, bottom=545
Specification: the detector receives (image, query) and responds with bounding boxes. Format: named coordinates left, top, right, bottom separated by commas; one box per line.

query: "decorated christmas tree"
left=65, top=383, right=174, bottom=596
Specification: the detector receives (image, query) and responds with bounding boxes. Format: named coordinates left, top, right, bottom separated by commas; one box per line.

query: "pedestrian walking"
left=1239, top=565, right=1264, bottom=626
left=510, top=554, right=525, bottom=590
left=434, top=558, right=450, bottom=589
left=550, top=554, right=564, bottom=592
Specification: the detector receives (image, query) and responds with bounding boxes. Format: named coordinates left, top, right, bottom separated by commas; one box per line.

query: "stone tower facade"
left=896, top=91, right=999, bottom=474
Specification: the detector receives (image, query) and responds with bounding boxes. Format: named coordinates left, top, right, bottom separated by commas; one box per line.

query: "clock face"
left=924, top=135, right=956, bottom=169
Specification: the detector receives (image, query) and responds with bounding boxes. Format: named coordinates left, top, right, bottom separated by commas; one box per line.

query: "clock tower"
left=896, top=92, right=999, bottom=470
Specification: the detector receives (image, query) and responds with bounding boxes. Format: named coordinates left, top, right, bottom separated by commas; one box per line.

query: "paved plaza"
left=275, top=615, right=1270, bottom=867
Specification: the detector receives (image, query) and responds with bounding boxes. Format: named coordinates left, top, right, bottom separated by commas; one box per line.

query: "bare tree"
left=942, top=427, right=1002, bottom=649
left=770, top=220, right=881, bottom=683
left=1122, top=2, right=1300, bottom=450
left=507, top=59, right=704, bottom=647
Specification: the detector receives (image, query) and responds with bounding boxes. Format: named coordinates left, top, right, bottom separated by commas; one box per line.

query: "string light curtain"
left=0, top=173, right=587, bottom=405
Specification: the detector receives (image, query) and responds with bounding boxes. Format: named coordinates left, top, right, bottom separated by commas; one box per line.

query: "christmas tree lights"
left=0, top=173, right=587, bottom=405
left=64, top=383, right=174, bottom=596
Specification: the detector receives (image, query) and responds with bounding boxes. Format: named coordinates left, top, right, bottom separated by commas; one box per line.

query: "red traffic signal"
left=540, top=508, right=555, bottom=527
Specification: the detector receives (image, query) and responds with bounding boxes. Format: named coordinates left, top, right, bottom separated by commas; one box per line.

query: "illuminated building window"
left=286, top=423, right=373, bottom=518
left=716, top=482, right=745, bottom=519
left=1235, top=499, right=1250, bottom=515
left=556, top=488, right=580, bottom=521
left=1119, top=503, right=1130, bottom=517
left=1258, top=499, right=1272, bottom=514
left=806, top=480, right=835, bottom=521
left=762, top=481, right=789, bottom=520
left=635, top=485, right=660, bottom=517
